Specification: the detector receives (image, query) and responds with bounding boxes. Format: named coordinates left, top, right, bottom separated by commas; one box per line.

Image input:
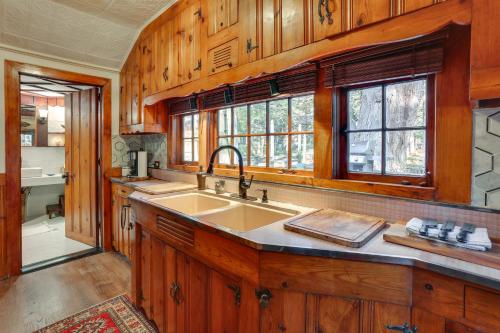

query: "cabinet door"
left=281, top=0, right=305, bottom=52
left=177, top=0, right=202, bottom=84
left=403, top=0, right=435, bottom=14
left=131, top=45, right=142, bottom=126
left=140, top=35, right=154, bottom=97
left=412, top=307, right=445, bottom=333
left=154, top=19, right=177, bottom=93
left=368, top=301, right=411, bottom=333
left=313, top=0, right=343, bottom=41
left=261, top=0, right=307, bottom=57
left=209, top=270, right=241, bottom=332
left=208, top=0, right=238, bottom=36
left=164, top=245, right=177, bottom=333
left=307, top=294, right=360, bottom=333
left=175, top=251, right=209, bottom=333
left=150, top=237, right=166, bottom=332
left=119, top=69, right=128, bottom=129
left=261, top=289, right=306, bottom=333
left=140, top=230, right=152, bottom=318
left=351, top=0, right=391, bottom=29
left=111, top=191, right=121, bottom=251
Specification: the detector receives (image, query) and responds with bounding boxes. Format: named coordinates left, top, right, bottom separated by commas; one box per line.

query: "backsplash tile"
left=150, top=168, right=500, bottom=238
left=112, top=134, right=167, bottom=169
left=472, top=108, right=500, bottom=209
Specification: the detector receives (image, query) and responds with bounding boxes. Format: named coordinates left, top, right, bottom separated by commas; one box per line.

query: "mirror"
left=21, top=103, right=65, bottom=147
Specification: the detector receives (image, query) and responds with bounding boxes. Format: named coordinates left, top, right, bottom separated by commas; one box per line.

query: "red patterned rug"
left=34, top=295, right=156, bottom=333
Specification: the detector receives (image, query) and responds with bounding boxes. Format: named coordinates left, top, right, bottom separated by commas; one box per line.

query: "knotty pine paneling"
left=0, top=174, right=6, bottom=279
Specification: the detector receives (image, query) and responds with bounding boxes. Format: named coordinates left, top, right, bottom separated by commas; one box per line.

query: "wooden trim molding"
left=0, top=173, right=6, bottom=279
left=3, top=61, right=112, bottom=276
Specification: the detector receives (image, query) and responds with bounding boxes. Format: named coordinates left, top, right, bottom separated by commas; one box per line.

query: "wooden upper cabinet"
left=313, top=0, right=343, bottom=42
left=130, top=45, right=142, bottom=126
left=402, top=0, right=438, bottom=14
left=154, top=19, right=177, bottom=92
left=261, top=0, right=307, bottom=57
left=140, top=35, right=154, bottom=97
left=176, top=0, right=202, bottom=85
left=119, top=67, right=131, bottom=129
left=208, top=38, right=239, bottom=74
left=351, top=0, right=391, bottom=28
left=207, top=0, right=238, bottom=36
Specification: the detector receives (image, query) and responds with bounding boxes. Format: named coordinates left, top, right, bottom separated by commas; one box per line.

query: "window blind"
left=321, top=30, right=447, bottom=88
left=168, top=95, right=198, bottom=115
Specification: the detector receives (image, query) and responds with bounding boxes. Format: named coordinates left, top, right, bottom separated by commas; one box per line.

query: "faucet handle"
left=257, top=189, right=268, bottom=203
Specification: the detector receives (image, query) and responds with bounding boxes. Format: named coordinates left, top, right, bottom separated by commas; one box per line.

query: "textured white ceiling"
left=0, top=0, right=175, bottom=70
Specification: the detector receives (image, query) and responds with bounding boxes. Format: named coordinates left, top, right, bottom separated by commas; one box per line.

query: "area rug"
left=34, top=295, right=157, bottom=333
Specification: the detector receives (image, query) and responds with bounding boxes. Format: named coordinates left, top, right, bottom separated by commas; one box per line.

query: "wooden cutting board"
left=383, top=225, right=500, bottom=270
left=284, top=209, right=386, bottom=248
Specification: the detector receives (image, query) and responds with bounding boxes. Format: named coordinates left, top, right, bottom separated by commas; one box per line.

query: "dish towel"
left=406, top=218, right=492, bottom=251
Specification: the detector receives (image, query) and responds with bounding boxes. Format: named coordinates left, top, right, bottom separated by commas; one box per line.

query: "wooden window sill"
left=168, top=166, right=436, bottom=201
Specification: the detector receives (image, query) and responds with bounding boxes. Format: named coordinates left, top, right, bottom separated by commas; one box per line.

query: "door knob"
left=62, top=172, right=70, bottom=185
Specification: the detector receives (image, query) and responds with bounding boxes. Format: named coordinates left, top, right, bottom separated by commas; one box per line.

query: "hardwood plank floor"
left=0, top=252, right=130, bottom=333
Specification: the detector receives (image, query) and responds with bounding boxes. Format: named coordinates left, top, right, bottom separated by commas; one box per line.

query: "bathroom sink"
left=150, top=193, right=231, bottom=215
left=21, top=167, right=43, bottom=178
left=197, top=204, right=297, bottom=232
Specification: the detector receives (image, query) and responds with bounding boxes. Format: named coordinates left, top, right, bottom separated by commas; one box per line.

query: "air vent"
left=156, top=215, right=194, bottom=246
left=208, top=39, right=239, bottom=75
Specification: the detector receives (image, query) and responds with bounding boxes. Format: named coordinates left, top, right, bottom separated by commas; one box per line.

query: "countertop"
left=110, top=177, right=170, bottom=188
left=127, top=184, right=500, bottom=291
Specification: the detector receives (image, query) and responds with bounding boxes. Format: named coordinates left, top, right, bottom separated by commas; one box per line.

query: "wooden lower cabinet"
left=111, top=183, right=134, bottom=260
left=139, top=229, right=258, bottom=333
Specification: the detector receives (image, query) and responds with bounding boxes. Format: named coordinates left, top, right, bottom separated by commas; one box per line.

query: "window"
left=216, top=94, right=314, bottom=172
left=182, top=113, right=199, bottom=163
left=340, top=77, right=433, bottom=184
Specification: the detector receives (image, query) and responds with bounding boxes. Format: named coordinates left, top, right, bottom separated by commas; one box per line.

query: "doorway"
left=20, top=75, right=100, bottom=269
left=4, top=61, right=113, bottom=276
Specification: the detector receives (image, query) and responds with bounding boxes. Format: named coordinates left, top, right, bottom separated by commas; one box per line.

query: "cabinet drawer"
left=464, top=286, right=500, bottom=330
left=207, top=39, right=239, bottom=75
left=112, top=183, right=134, bottom=197
left=260, top=253, right=412, bottom=305
left=412, top=269, right=464, bottom=320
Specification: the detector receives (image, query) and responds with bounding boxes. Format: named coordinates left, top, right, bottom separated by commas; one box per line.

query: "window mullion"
left=266, top=101, right=270, bottom=168
left=381, top=84, right=386, bottom=176
left=247, top=104, right=251, bottom=166
left=288, top=97, right=292, bottom=170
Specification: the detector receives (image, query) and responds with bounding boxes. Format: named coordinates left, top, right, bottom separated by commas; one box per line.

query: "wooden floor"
left=0, top=252, right=130, bottom=333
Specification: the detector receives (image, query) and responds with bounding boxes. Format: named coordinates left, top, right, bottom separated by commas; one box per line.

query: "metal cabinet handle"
left=170, top=282, right=181, bottom=304
left=318, top=0, right=325, bottom=24
left=386, top=323, right=417, bottom=333
left=246, top=38, right=259, bottom=54
left=120, top=206, right=126, bottom=229
left=325, top=0, right=334, bottom=25
left=162, top=67, right=169, bottom=82
left=193, top=59, right=202, bottom=71
left=227, top=284, right=241, bottom=306
left=62, top=172, right=70, bottom=185
left=255, top=288, right=272, bottom=309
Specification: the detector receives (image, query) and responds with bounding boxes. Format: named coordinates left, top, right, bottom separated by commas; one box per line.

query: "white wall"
left=21, top=147, right=65, bottom=174
left=0, top=45, right=121, bottom=173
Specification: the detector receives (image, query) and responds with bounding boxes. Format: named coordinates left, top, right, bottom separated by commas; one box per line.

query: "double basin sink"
left=148, top=192, right=310, bottom=232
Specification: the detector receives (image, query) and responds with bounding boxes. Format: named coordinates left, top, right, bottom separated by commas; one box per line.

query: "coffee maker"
left=128, top=150, right=148, bottom=177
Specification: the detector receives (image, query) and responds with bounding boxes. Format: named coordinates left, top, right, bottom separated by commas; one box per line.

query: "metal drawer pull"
left=386, top=323, right=417, bottom=333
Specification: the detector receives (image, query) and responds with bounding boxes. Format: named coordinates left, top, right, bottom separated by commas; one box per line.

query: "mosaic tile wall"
left=112, top=134, right=167, bottom=169
left=472, top=108, right=500, bottom=210
left=150, top=168, right=500, bottom=238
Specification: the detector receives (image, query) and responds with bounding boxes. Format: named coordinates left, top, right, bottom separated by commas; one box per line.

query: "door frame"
left=4, top=61, right=113, bottom=276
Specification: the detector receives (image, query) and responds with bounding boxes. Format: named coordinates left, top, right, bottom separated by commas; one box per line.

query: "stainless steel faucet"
left=206, top=145, right=254, bottom=200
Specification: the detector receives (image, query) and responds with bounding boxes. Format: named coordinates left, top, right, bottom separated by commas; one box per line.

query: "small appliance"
left=129, top=150, right=148, bottom=177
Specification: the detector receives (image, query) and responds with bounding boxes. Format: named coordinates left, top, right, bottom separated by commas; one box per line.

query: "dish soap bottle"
left=197, top=165, right=206, bottom=190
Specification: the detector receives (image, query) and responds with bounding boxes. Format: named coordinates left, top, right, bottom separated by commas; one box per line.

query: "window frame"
left=336, top=75, right=435, bottom=186
left=180, top=112, right=199, bottom=165
left=212, top=94, right=315, bottom=176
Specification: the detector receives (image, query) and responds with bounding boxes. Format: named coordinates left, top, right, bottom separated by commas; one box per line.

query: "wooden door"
left=307, top=294, right=360, bottom=333
left=261, top=289, right=306, bottom=333
left=313, top=0, right=343, bottom=42
left=207, top=0, right=238, bottom=36
left=177, top=0, right=202, bottom=84
left=64, top=89, right=98, bottom=247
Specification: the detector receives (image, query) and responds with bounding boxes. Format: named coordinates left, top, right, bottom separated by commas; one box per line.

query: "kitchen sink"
left=150, top=193, right=231, bottom=215
left=197, top=204, right=297, bottom=232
